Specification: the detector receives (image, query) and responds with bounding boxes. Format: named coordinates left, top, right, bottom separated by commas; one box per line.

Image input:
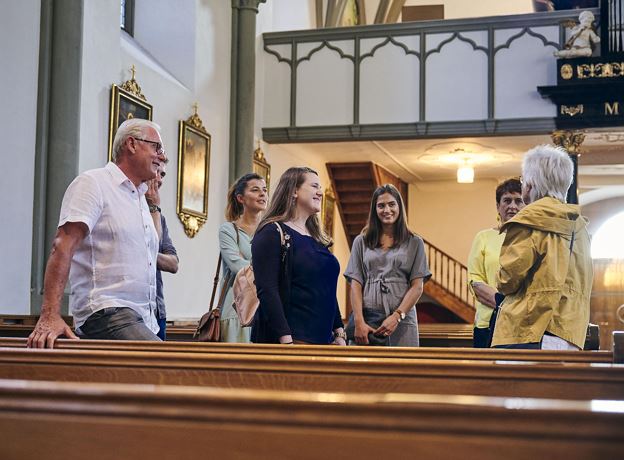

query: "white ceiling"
left=275, top=131, right=624, bottom=190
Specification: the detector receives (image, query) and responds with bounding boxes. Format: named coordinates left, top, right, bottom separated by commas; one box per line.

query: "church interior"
left=1, top=0, right=624, bottom=457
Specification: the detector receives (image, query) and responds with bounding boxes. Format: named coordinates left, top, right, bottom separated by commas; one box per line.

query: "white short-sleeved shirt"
left=59, top=162, right=159, bottom=333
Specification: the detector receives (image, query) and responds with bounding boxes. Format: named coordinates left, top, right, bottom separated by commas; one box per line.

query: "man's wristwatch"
left=393, top=310, right=405, bottom=323
left=148, top=204, right=161, bottom=213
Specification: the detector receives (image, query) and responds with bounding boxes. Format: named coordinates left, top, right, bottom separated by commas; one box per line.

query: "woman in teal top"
left=218, top=173, right=267, bottom=343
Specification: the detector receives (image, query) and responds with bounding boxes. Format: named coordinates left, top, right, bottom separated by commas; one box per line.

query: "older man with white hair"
left=491, top=145, right=593, bottom=350
left=28, top=118, right=167, bottom=348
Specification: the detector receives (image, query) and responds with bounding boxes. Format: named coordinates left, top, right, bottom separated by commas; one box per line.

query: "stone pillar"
left=551, top=130, right=585, bottom=205
left=31, top=0, right=84, bottom=313
left=229, top=0, right=266, bottom=183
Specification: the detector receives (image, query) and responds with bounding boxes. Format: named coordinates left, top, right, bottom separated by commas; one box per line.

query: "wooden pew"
left=0, top=347, right=622, bottom=400
left=0, top=315, right=599, bottom=349
left=163, top=323, right=476, bottom=346
left=1, top=378, right=622, bottom=460
left=615, top=331, right=624, bottom=364
left=0, top=337, right=612, bottom=363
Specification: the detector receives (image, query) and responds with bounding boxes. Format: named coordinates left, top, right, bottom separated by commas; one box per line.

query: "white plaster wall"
left=359, top=36, right=420, bottom=124
left=134, top=0, right=196, bottom=89
left=261, top=44, right=292, bottom=128
left=267, top=0, right=315, bottom=31
left=494, top=26, right=559, bottom=119
left=425, top=32, right=488, bottom=121
left=408, top=179, right=500, bottom=265
left=0, top=1, right=40, bottom=313
left=79, top=0, right=232, bottom=320
left=296, top=41, right=355, bottom=126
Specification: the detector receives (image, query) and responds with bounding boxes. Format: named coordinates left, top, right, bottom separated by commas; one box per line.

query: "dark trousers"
left=493, top=342, right=541, bottom=349
left=157, top=317, right=167, bottom=341
left=473, top=327, right=491, bottom=348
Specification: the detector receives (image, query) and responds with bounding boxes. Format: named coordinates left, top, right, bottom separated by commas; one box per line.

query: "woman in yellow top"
left=467, top=178, right=524, bottom=348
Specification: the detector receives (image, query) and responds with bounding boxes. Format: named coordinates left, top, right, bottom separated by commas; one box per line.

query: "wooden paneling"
left=402, top=5, right=444, bottom=22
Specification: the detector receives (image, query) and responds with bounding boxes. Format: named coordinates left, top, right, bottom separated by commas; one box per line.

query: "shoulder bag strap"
left=274, top=221, right=286, bottom=246
left=208, top=253, right=223, bottom=312
left=232, top=221, right=241, bottom=247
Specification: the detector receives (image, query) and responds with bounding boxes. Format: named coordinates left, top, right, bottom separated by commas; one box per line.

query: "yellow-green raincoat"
left=492, top=197, right=593, bottom=349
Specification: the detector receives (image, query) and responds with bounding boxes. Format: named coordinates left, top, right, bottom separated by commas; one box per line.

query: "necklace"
left=287, top=220, right=309, bottom=235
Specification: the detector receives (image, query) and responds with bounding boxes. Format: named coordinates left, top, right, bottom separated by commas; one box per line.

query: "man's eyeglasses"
left=134, top=137, right=164, bottom=155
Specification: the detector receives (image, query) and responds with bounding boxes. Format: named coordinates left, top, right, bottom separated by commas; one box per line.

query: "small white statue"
left=554, top=11, right=600, bottom=58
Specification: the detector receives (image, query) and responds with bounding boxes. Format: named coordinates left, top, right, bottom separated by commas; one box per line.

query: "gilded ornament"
left=178, top=213, right=206, bottom=238
left=186, top=102, right=207, bottom=133
left=551, top=130, right=585, bottom=155
left=577, top=62, right=624, bottom=79
left=560, top=64, right=573, bottom=80
left=119, top=65, right=147, bottom=101
left=560, top=105, right=584, bottom=117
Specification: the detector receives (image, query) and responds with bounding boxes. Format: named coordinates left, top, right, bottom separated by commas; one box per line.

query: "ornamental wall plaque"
left=177, top=103, right=211, bottom=238
left=107, top=65, right=152, bottom=162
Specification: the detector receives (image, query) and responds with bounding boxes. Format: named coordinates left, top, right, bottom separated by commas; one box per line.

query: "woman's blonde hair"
left=257, top=166, right=331, bottom=247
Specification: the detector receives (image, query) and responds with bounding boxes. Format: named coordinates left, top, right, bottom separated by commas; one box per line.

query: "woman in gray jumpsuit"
left=344, top=184, right=430, bottom=346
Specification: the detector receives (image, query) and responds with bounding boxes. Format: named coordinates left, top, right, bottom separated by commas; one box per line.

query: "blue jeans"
left=157, top=317, right=167, bottom=341
left=76, top=307, right=161, bottom=341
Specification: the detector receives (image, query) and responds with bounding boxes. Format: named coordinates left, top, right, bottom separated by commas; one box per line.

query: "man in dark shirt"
left=146, top=160, right=179, bottom=340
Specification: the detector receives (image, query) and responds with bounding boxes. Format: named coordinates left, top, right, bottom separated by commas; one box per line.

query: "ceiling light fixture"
left=457, top=162, right=474, bottom=183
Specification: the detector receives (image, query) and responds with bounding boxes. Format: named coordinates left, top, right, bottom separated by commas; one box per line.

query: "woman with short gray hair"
left=491, top=145, right=593, bottom=350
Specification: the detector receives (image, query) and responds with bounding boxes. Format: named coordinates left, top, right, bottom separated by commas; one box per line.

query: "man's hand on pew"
left=27, top=314, right=79, bottom=349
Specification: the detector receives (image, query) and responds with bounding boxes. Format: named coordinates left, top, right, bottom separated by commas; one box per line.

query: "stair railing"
left=423, top=240, right=476, bottom=310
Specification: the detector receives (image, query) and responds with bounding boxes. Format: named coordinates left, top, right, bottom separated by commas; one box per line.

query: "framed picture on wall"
left=253, top=142, right=271, bottom=194
left=321, top=186, right=336, bottom=241
left=107, top=67, right=152, bottom=162
left=177, top=107, right=211, bottom=238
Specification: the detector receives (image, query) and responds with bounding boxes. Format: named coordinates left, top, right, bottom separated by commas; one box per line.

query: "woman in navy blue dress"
left=251, top=167, right=346, bottom=345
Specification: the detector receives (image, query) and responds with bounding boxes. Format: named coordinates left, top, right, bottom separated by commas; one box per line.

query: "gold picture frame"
left=177, top=106, right=211, bottom=238
left=253, top=142, right=271, bottom=194
left=107, top=66, right=152, bottom=162
left=321, top=186, right=336, bottom=240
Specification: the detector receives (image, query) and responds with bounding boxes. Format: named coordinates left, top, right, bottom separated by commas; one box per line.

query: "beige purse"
left=232, top=222, right=286, bottom=327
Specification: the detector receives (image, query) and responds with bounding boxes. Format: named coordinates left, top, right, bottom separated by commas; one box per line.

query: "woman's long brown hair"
left=256, top=166, right=331, bottom=247
left=224, top=173, right=264, bottom=222
left=362, top=184, right=412, bottom=249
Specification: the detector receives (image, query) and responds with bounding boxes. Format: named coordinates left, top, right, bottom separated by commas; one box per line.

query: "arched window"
left=591, top=211, right=624, bottom=259
left=121, top=0, right=135, bottom=36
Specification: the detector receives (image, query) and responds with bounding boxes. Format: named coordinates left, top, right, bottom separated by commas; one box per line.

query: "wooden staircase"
left=326, top=162, right=475, bottom=324
left=327, top=162, right=408, bottom=246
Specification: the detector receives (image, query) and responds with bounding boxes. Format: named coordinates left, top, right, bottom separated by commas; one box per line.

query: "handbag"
left=345, top=309, right=390, bottom=346
left=194, top=253, right=232, bottom=342
left=486, top=293, right=505, bottom=348
left=232, top=222, right=286, bottom=327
